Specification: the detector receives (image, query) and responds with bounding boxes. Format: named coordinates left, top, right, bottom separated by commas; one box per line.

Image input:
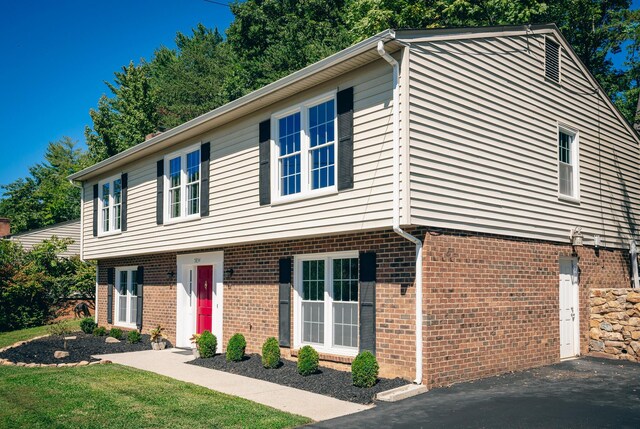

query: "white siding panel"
left=409, top=34, right=640, bottom=248
left=12, top=220, right=81, bottom=257
left=82, top=59, right=398, bottom=259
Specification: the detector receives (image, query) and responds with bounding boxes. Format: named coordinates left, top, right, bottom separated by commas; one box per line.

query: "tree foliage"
left=0, top=237, right=95, bottom=332
left=0, top=137, right=89, bottom=234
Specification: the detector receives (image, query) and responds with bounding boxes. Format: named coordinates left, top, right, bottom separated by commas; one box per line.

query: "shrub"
left=297, top=345, right=319, bottom=376
left=80, top=317, right=97, bottom=334
left=93, top=326, right=107, bottom=336
left=226, top=333, right=246, bottom=362
left=351, top=351, right=379, bottom=388
left=127, top=330, right=142, bottom=344
left=47, top=320, right=73, bottom=350
left=261, top=337, right=280, bottom=369
left=197, top=330, right=217, bottom=358
left=108, top=328, right=123, bottom=339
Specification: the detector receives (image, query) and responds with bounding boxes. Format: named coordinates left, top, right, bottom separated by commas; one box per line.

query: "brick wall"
left=97, top=253, right=178, bottom=342
left=421, top=229, right=631, bottom=388
left=221, top=228, right=421, bottom=380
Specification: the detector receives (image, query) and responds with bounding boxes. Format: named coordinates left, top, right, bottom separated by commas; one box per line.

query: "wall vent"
left=545, top=38, right=561, bottom=83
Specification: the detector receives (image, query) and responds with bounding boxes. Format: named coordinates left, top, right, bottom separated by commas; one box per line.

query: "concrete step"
left=376, top=383, right=429, bottom=402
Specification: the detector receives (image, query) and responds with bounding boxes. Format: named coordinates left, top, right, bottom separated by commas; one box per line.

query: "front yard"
left=0, top=364, right=310, bottom=429
left=0, top=320, right=81, bottom=349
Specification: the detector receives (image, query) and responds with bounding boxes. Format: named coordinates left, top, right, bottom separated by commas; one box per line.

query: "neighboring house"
left=69, top=25, right=640, bottom=388
left=9, top=219, right=81, bottom=258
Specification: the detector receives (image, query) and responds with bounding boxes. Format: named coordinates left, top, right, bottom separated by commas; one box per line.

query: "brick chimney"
left=0, top=218, right=10, bottom=237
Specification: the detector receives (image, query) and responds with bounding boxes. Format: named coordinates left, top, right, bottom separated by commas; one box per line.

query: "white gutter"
left=377, top=41, right=424, bottom=385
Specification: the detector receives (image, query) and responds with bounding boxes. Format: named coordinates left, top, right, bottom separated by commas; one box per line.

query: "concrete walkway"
left=94, top=348, right=371, bottom=422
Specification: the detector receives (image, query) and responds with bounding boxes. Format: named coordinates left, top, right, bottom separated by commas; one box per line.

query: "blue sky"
left=0, top=0, right=234, bottom=189
left=0, top=1, right=638, bottom=191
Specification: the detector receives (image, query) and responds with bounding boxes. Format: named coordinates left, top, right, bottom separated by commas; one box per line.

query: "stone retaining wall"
left=589, top=289, right=640, bottom=361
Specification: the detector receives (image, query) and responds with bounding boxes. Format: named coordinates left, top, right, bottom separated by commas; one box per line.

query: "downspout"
left=377, top=41, right=424, bottom=385
left=631, top=240, right=639, bottom=289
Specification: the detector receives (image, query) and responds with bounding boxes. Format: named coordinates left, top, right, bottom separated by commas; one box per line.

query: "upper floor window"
left=558, top=127, right=579, bottom=201
left=272, top=94, right=337, bottom=201
left=164, top=145, right=200, bottom=222
left=99, top=176, right=122, bottom=235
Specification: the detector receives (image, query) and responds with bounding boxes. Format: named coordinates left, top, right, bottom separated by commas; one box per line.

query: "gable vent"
left=545, top=38, right=561, bottom=83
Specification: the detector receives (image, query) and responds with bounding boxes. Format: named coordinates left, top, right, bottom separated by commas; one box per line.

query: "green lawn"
left=0, top=364, right=310, bottom=429
left=0, top=319, right=82, bottom=349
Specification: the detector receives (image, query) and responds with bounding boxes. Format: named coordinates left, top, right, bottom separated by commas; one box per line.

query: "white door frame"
left=176, top=251, right=224, bottom=348
left=559, top=257, right=580, bottom=359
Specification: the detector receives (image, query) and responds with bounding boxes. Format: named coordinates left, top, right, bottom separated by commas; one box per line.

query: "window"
left=273, top=94, right=337, bottom=201
left=115, top=267, right=138, bottom=328
left=98, top=176, right=122, bottom=235
left=545, top=38, right=561, bottom=83
left=164, top=145, right=200, bottom=222
left=558, top=127, right=579, bottom=200
left=295, top=252, right=358, bottom=355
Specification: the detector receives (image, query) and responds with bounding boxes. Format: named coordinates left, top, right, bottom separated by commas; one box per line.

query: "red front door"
left=196, top=265, right=213, bottom=334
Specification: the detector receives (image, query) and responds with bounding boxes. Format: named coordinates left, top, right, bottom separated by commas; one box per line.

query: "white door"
left=559, top=259, right=579, bottom=358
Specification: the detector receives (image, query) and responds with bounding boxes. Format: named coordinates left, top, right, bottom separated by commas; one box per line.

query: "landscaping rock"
left=105, top=337, right=120, bottom=344
left=590, top=289, right=640, bottom=362
left=54, top=351, right=70, bottom=359
left=64, top=336, right=77, bottom=341
left=600, top=322, right=613, bottom=332
left=78, top=360, right=89, bottom=366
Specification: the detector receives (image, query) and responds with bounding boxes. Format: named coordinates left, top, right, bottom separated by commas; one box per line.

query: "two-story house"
left=69, top=25, right=640, bottom=388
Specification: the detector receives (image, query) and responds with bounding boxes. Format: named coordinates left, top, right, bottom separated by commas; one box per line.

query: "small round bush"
left=352, top=351, right=379, bottom=388
left=80, top=317, right=97, bottom=334
left=197, top=330, right=217, bottom=358
left=261, top=337, right=281, bottom=369
left=93, top=326, right=107, bottom=336
left=297, top=345, right=319, bottom=376
left=226, top=333, right=246, bottom=362
left=108, top=328, right=123, bottom=339
left=127, top=330, right=142, bottom=344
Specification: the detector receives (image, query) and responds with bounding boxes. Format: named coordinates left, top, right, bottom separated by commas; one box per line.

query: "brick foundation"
left=95, top=227, right=633, bottom=386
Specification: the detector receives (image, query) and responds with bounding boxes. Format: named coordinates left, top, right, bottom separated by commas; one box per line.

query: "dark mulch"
left=188, top=353, right=408, bottom=404
left=0, top=332, right=169, bottom=364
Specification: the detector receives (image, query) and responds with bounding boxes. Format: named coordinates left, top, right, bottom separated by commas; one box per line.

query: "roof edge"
left=69, top=29, right=396, bottom=182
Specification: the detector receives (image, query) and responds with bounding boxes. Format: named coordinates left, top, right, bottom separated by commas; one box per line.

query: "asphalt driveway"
left=309, top=357, right=640, bottom=429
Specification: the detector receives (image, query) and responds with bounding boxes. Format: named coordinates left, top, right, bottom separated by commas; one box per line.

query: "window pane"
left=333, top=258, right=358, bottom=302
left=279, top=113, right=301, bottom=156
left=559, top=163, right=573, bottom=196
left=187, top=183, right=200, bottom=215
left=333, top=302, right=358, bottom=348
left=102, top=208, right=110, bottom=232
left=302, top=302, right=324, bottom=345
left=169, top=157, right=181, bottom=188
left=113, top=179, right=121, bottom=204
left=281, top=154, right=301, bottom=196
left=102, top=183, right=109, bottom=207
left=558, top=132, right=573, bottom=164
left=187, top=150, right=200, bottom=184
left=303, top=260, right=325, bottom=301
left=170, top=188, right=181, bottom=218
left=114, top=204, right=121, bottom=230
left=309, top=100, right=335, bottom=190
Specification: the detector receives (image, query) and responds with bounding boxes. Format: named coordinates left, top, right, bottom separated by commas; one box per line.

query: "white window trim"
left=557, top=123, right=580, bottom=203
left=270, top=91, right=338, bottom=205
left=114, top=266, right=138, bottom=329
left=97, top=175, right=122, bottom=237
left=163, top=143, right=202, bottom=225
left=293, top=250, right=359, bottom=357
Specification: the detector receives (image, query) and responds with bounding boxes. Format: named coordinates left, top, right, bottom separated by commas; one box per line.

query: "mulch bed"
left=188, top=353, right=407, bottom=404
left=0, top=332, right=167, bottom=364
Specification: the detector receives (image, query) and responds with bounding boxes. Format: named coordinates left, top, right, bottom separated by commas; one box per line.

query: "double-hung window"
left=164, top=145, right=201, bottom=222
left=558, top=126, right=579, bottom=201
left=98, top=176, right=122, bottom=235
left=294, top=252, right=359, bottom=356
left=273, top=94, right=337, bottom=201
left=115, top=267, right=138, bottom=328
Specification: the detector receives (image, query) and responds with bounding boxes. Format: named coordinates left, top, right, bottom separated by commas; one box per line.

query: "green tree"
left=150, top=25, right=233, bottom=129
left=0, top=137, right=89, bottom=234
left=85, top=61, right=159, bottom=161
left=226, top=0, right=352, bottom=94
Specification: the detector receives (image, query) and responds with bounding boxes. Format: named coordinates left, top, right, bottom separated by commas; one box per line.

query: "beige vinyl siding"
left=408, top=33, right=640, bottom=249
left=12, top=220, right=81, bottom=257
left=82, top=58, right=402, bottom=259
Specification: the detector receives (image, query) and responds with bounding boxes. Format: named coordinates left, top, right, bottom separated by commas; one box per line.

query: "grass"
left=0, top=320, right=82, bottom=349
left=0, top=364, right=310, bottom=429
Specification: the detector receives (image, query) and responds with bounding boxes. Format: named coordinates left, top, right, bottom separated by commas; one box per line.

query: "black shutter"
left=136, top=267, right=144, bottom=330
left=121, top=173, right=128, bottom=232
left=359, top=251, right=376, bottom=354
left=156, top=160, right=164, bottom=225
left=200, top=142, right=211, bottom=216
left=259, top=120, right=271, bottom=206
left=92, top=184, right=99, bottom=237
left=337, top=87, right=354, bottom=191
left=278, top=257, right=292, bottom=347
left=107, top=267, right=115, bottom=324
